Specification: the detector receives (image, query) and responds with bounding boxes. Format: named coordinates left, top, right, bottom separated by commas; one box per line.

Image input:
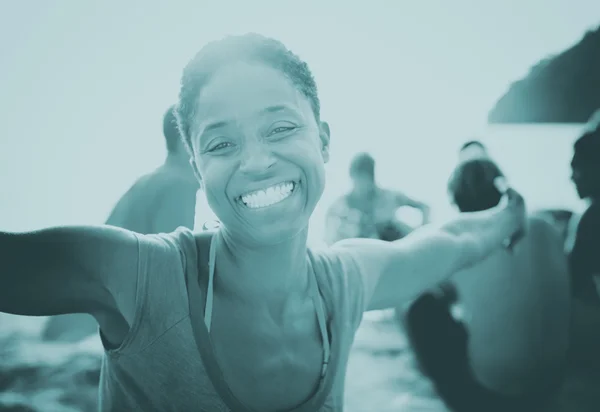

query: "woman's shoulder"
left=140, top=226, right=196, bottom=250
left=134, top=227, right=204, bottom=273
left=307, top=246, right=368, bottom=325
left=308, top=244, right=365, bottom=285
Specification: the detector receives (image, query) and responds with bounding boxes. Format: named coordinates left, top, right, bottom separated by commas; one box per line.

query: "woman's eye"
left=269, top=126, right=296, bottom=136
left=208, top=142, right=232, bottom=152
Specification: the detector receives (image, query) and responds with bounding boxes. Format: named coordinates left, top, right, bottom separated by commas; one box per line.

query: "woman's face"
left=188, top=61, right=330, bottom=244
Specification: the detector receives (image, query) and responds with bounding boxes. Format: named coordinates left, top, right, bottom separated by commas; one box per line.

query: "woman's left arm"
left=336, top=186, right=525, bottom=311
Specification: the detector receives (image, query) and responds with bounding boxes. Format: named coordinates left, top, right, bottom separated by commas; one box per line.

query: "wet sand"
left=345, top=311, right=448, bottom=411
left=345, top=311, right=600, bottom=412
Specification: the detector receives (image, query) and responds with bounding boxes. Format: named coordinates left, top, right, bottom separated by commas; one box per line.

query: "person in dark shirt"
left=567, top=125, right=600, bottom=402
left=569, top=126, right=600, bottom=306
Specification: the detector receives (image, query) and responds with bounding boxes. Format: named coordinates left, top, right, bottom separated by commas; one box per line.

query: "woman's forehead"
left=196, top=62, right=305, bottom=116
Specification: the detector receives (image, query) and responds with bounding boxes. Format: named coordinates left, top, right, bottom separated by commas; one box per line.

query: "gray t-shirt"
left=98, top=228, right=367, bottom=411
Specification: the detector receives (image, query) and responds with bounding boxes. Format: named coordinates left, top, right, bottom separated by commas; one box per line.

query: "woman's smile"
left=237, top=180, right=302, bottom=211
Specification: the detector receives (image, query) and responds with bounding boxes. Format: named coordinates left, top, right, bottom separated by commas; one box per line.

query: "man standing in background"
left=565, top=123, right=600, bottom=402
left=568, top=124, right=600, bottom=305
left=42, top=106, right=199, bottom=342
left=103, top=105, right=199, bottom=233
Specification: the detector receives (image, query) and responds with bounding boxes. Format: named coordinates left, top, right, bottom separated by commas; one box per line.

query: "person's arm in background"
left=324, top=198, right=360, bottom=246
left=151, top=180, right=198, bottom=233
left=395, top=191, right=431, bottom=224
left=564, top=211, right=582, bottom=254
left=0, top=226, right=139, bottom=320
left=337, top=184, right=526, bottom=311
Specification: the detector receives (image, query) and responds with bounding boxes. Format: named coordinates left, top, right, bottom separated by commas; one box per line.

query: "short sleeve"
left=311, top=247, right=367, bottom=331
left=108, top=228, right=192, bottom=355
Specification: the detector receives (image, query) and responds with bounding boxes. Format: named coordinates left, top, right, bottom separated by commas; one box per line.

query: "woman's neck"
left=214, top=226, right=311, bottom=305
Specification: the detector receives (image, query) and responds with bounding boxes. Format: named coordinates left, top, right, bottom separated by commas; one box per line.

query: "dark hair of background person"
left=459, top=140, right=486, bottom=152
left=572, top=125, right=600, bottom=171
left=448, top=159, right=504, bottom=212
left=349, top=152, right=375, bottom=179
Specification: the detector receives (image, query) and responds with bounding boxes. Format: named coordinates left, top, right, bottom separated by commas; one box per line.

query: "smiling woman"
left=1, top=33, right=528, bottom=412
left=175, top=35, right=329, bottom=248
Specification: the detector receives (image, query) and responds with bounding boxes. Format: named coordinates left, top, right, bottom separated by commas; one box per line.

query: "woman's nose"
left=238, top=140, right=276, bottom=175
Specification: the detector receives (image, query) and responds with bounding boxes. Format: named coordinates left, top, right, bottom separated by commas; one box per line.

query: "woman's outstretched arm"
left=336, top=186, right=526, bottom=311
left=0, top=225, right=139, bottom=318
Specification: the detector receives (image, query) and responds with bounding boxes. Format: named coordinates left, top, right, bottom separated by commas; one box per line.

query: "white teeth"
left=241, top=181, right=295, bottom=209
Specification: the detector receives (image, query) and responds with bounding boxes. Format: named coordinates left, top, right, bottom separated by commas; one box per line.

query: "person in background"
left=42, top=106, right=199, bottom=342
left=554, top=120, right=600, bottom=412
left=104, top=105, right=199, bottom=233
left=568, top=125, right=600, bottom=306
left=405, top=158, right=571, bottom=412
left=566, top=109, right=600, bottom=252
left=325, top=152, right=430, bottom=245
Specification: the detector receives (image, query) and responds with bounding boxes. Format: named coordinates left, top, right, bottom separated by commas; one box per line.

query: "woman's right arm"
left=0, top=225, right=139, bottom=318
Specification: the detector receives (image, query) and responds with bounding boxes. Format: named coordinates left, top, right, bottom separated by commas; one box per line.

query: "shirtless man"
left=104, top=106, right=199, bottom=233
left=42, top=106, right=199, bottom=342
left=325, top=152, right=430, bottom=245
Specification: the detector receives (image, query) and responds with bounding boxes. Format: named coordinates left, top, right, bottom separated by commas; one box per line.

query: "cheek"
left=281, top=136, right=326, bottom=198
left=303, top=147, right=327, bottom=198
left=198, top=163, right=231, bottom=207
left=202, top=182, right=234, bottom=223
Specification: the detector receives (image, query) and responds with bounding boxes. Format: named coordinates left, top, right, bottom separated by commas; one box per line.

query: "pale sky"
left=0, top=1, right=598, bottom=232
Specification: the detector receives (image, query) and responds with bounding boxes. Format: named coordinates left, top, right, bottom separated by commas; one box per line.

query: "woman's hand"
left=494, top=177, right=526, bottom=250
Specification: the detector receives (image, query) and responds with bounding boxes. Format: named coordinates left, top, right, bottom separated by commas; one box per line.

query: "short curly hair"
left=448, top=159, right=504, bottom=213
left=174, top=33, right=321, bottom=155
